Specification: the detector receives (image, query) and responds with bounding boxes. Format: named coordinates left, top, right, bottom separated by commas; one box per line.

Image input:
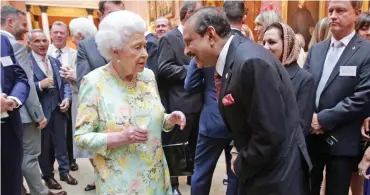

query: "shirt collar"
left=52, top=44, right=68, bottom=54
left=178, top=24, right=184, bottom=35
left=330, top=31, right=355, bottom=47
left=216, top=35, right=234, bottom=76
left=0, top=30, right=15, bottom=40
left=32, top=51, right=46, bottom=62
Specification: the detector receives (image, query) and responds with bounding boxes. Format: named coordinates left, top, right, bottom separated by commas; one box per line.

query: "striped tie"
left=214, top=71, right=222, bottom=102
left=56, top=49, right=62, bottom=64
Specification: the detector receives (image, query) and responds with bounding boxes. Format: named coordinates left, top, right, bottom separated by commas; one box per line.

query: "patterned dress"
left=74, top=64, right=173, bottom=195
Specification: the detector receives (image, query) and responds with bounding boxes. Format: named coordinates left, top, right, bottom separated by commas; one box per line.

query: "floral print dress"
left=74, top=64, right=173, bottom=195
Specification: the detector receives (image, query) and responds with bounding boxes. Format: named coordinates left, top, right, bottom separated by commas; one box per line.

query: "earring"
left=117, top=59, right=121, bottom=64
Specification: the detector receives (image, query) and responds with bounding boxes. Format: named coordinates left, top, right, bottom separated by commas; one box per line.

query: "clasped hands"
left=310, top=113, right=324, bottom=135
left=59, top=66, right=76, bottom=82
left=1, top=93, right=18, bottom=112
left=121, top=111, right=186, bottom=144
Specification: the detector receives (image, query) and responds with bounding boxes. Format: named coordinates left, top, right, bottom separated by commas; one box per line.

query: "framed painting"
left=148, top=1, right=157, bottom=23
left=202, top=0, right=223, bottom=7
left=156, top=1, right=175, bottom=18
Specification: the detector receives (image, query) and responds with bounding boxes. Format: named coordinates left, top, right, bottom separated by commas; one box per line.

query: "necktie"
left=42, top=57, right=53, bottom=78
left=56, top=49, right=62, bottom=64
left=214, top=71, right=222, bottom=102
left=315, top=41, right=344, bottom=108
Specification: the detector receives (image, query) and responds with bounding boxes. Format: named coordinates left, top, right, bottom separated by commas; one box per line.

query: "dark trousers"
left=66, top=108, right=75, bottom=164
left=1, top=119, right=23, bottom=195
left=191, top=134, right=238, bottom=195
left=50, top=108, right=75, bottom=166
left=310, top=154, right=357, bottom=195
left=38, top=109, right=69, bottom=180
left=163, top=113, right=199, bottom=187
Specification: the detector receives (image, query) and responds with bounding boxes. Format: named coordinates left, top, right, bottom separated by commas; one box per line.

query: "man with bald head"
left=155, top=17, right=172, bottom=39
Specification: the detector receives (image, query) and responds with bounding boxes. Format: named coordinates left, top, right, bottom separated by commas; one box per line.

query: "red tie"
left=214, top=71, right=222, bottom=102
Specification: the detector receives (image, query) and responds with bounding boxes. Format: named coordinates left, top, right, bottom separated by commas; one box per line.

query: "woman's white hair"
left=255, top=10, right=283, bottom=29
left=95, top=10, right=146, bottom=60
left=69, top=17, right=97, bottom=38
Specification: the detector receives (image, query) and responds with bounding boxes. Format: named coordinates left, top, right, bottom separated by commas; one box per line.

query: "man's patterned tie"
left=214, top=71, right=222, bottom=102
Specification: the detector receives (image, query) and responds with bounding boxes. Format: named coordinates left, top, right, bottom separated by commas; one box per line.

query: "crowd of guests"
left=1, top=0, right=370, bottom=195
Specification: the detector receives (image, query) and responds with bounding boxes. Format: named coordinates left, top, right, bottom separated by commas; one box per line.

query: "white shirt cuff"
left=7, top=96, right=22, bottom=108
left=231, top=147, right=238, bottom=154
left=38, top=83, right=43, bottom=91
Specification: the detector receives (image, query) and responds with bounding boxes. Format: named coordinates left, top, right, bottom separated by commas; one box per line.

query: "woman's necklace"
left=110, top=63, right=137, bottom=89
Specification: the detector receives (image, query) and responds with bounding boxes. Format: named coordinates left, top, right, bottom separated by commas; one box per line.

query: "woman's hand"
left=121, top=126, right=148, bottom=144
left=362, top=117, right=370, bottom=141
left=166, top=111, right=186, bottom=130
left=359, top=147, right=370, bottom=179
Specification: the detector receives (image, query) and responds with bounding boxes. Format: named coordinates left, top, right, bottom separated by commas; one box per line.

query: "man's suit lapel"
left=1, top=64, right=4, bottom=92
left=323, top=35, right=362, bottom=92
left=29, top=53, right=47, bottom=81
left=219, top=35, right=244, bottom=102
left=174, top=28, right=185, bottom=46
left=312, top=40, right=330, bottom=89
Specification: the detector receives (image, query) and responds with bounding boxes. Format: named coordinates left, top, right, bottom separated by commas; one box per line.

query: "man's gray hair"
left=180, top=1, right=201, bottom=22
left=0, top=5, right=25, bottom=26
left=95, top=10, right=146, bottom=60
left=27, top=29, right=44, bottom=41
left=69, top=17, right=97, bottom=38
left=51, top=21, right=68, bottom=32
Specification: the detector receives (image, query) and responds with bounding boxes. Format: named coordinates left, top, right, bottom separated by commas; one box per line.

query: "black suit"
left=285, top=62, right=315, bottom=136
left=145, top=33, right=159, bottom=81
left=157, top=28, right=203, bottom=186
left=304, top=34, right=370, bottom=195
left=219, top=35, right=311, bottom=195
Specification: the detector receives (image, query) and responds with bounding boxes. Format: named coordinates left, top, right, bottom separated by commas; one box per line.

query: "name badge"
left=0, top=56, right=14, bottom=67
left=339, top=66, right=357, bottom=77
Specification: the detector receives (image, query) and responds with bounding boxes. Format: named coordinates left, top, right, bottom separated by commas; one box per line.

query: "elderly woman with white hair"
left=74, top=10, right=185, bottom=195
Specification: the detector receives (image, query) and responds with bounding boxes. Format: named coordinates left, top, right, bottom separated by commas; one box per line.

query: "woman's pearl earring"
left=117, top=59, right=121, bottom=64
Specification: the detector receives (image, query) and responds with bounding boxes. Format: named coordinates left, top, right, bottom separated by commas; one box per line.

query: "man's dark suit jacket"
left=157, top=28, right=203, bottom=114
left=76, top=36, right=108, bottom=88
left=1, top=34, right=30, bottom=195
left=219, top=35, right=311, bottom=195
left=285, top=62, right=315, bottom=136
left=145, top=33, right=159, bottom=80
left=304, top=34, right=370, bottom=157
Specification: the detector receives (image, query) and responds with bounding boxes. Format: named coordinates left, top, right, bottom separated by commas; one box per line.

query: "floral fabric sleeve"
left=74, top=77, right=110, bottom=157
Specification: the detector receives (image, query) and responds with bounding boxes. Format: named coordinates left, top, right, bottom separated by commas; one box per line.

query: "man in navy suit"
left=1, top=34, right=30, bottom=195
left=28, top=29, right=77, bottom=189
left=185, top=58, right=238, bottom=195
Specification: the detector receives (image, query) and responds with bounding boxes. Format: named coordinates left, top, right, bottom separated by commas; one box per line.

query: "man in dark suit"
left=185, top=2, right=247, bottom=195
left=76, top=0, right=124, bottom=87
left=183, top=7, right=311, bottom=195
left=28, top=29, right=77, bottom=189
left=157, top=1, right=202, bottom=194
left=1, top=34, right=30, bottom=195
left=145, top=17, right=172, bottom=80
left=303, top=1, right=370, bottom=195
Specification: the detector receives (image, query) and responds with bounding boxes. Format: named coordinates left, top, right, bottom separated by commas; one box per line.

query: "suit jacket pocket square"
left=222, top=94, right=235, bottom=106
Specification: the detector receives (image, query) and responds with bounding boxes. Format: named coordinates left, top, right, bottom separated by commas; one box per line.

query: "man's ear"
left=206, top=26, right=217, bottom=47
left=354, top=9, right=362, bottom=21
left=242, top=15, right=247, bottom=23
left=6, top=17, right=13, bottom=28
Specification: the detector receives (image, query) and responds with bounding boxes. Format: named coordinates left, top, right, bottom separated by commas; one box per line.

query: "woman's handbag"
left=162, top=142, right=194, bottom=177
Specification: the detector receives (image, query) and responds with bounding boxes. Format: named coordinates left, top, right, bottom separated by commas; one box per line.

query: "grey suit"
left=304, top=34, right=370, bottom=195
left=1, top=32, right=48, bottom=195
left=76, top=36, right=108, bottom=88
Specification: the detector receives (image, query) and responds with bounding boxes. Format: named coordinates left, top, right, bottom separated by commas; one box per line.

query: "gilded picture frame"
left=148, top=1, right=157, bottom=23
left=156, top=1, right=175, bottom=18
